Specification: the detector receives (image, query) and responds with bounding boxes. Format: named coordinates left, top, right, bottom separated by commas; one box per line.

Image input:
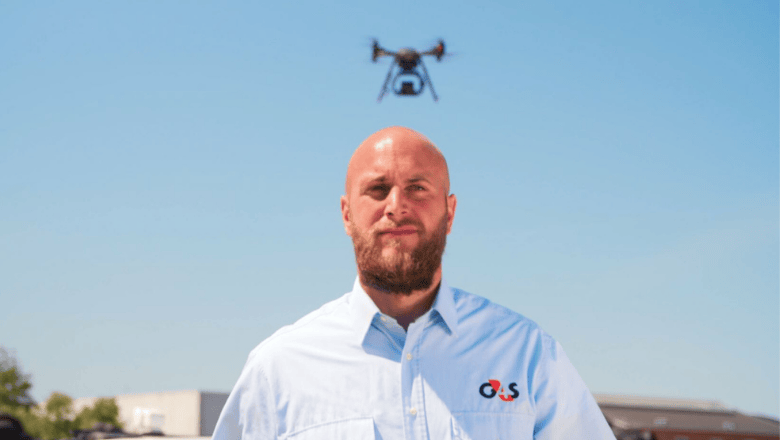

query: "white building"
left=73, top=390, right=228, bottom=437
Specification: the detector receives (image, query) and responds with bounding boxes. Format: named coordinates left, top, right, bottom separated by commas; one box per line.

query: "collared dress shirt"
left=212, top=278, right=616, bottom=440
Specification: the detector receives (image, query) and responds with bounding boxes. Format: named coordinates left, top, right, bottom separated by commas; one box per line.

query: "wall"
left=199, top=392, right=229, bottom=436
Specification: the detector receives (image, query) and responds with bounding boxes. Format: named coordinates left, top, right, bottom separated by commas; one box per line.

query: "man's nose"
left=384, top=187, right=408, bottom=218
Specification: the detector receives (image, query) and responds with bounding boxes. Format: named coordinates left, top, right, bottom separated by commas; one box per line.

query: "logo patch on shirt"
left=479, top=379, right=520, bottom=401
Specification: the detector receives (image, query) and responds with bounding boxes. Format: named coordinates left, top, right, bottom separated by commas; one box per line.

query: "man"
left=212, top=126, right=615, bottom=439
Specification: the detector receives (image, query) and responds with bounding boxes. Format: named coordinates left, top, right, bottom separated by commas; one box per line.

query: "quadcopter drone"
left=372, top=39, right=446, bottom=102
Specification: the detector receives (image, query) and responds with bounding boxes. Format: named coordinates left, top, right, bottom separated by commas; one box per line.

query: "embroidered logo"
left=479, top=379, right=520, bottom=402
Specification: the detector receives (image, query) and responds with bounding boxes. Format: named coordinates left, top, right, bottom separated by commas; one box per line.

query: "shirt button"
left=409, top=408, right=417, bottom=416
left=380, top=316, right=387, bottom=322
left=406, top=353, right=413, bottom=361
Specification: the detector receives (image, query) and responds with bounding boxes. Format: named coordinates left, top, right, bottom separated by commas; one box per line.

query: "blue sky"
left=1, top=0, right=778, bottom=418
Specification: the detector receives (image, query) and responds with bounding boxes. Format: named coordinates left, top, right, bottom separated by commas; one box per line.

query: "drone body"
left=372, top=39, right=446, bottom=102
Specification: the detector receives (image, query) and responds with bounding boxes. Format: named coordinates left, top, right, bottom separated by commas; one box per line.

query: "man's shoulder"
left=450, top=287, right=554, bottom=345
left=450, top=287, right=537, bottom=324
left=246, top=293, right=352, bottom=360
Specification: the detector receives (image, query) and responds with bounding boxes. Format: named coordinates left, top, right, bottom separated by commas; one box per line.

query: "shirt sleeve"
left=212, top=354, right=277, bottom=440
left=531, top=337, right=616, bottom=440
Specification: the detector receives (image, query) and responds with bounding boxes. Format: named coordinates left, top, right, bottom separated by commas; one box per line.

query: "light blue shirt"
left=212, top=278, right=616, bottom=439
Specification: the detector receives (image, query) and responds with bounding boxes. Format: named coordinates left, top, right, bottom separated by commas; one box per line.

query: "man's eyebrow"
left=407, top=175, right=432, bottom=184
left=359, top=174, right=433, bottom=189
left=360, top=176, right=389, bottom=188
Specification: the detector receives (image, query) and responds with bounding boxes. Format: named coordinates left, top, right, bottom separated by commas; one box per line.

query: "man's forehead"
left=346, top=127, right=449, bottom=193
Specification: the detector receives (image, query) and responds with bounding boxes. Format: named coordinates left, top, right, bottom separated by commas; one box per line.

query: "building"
left=595, top=395, right=780, bottom=440
left=73, top=390, right=227, bottom=437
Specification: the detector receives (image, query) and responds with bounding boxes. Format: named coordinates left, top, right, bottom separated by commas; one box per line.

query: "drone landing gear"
left=417, top=60, right=438, bottom=101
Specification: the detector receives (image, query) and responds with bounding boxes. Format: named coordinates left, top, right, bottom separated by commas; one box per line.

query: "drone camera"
left=400, top=82, right=416, bottom=95
left=393, top=71, right=424, bottom=96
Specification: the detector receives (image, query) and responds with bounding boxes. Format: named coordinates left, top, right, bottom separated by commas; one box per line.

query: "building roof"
left=595, top=394, right=731, bottom=412
left=595, top=395, right=779, bottom=436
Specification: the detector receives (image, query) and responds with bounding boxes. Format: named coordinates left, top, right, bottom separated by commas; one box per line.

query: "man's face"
left=341, top=128, right=456, bottom=294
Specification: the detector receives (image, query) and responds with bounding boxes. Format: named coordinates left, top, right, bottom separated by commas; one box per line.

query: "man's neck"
left=361, top=270, right=442, bottom=331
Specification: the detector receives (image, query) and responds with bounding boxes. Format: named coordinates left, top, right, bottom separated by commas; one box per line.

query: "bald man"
left=212, top=127, right=615, bottom=440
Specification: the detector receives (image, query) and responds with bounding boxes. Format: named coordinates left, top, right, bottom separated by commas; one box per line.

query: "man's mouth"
left=379, top=227, right=418, bottom=237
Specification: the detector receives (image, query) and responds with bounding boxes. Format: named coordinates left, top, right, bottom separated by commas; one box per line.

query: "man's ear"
left=340, top=195, right=352, bottom=236
left=445, top=193, right=457, bottom=234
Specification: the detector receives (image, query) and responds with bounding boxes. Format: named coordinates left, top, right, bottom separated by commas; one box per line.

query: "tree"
left=40, top=392, right=74, bottom=440
left=73, top=398, right=122, bottom=431
left=0, top=347, right=35, bottom=411
left=0, top=346, right=41, bottom=439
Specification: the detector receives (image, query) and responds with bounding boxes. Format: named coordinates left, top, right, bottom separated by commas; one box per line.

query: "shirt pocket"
left=451, top=412, right=534, bottom=440
left=285, top=417, right=375, bottom=440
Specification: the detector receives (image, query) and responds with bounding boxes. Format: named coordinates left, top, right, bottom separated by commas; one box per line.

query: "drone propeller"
left=372, top=39, right=381, bottom=62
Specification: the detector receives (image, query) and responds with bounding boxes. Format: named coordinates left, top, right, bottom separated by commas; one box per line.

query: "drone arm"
left=422, top=40, right=445, bottom=61
left=418, top=60, right=438, bottom=102
left=372, top=41, right=395, bottom=62
left=373, top=49, right=389, bottom=62
left=377, top=62, right=395, bottom=102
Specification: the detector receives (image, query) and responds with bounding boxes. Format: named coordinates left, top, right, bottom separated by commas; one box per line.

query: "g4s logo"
left=479, top=379, right=520, bottom=402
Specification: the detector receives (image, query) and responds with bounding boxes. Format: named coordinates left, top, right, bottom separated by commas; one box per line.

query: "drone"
left=372, top=39, right=446, bottom=102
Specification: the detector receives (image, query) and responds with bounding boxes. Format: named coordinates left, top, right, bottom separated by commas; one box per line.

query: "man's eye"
left=408, top=185, right=426, bottom=191
left=368, top=186, right=390, bottom=197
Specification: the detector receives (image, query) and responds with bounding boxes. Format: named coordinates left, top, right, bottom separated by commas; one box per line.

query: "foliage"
left=41, top=392, right=74, bottom=440
left=0, top=348, right=123, bottom=440
left=0, top=347, right=35, bottom=410
left=7, top=392, right=123, bottom=440
left=73, top=398, right=122, bottom=431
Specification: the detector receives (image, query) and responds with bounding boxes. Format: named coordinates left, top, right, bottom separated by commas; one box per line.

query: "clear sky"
left=2, top=0, right=778, bottom=419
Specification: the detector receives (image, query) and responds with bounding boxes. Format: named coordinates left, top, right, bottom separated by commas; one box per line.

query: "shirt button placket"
left=406, top=351, right=422, bottom=440
left=407, top=325, right=428, bottom=440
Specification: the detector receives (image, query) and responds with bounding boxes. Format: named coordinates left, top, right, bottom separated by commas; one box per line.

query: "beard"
left=350, top=213, right=448, bottom=295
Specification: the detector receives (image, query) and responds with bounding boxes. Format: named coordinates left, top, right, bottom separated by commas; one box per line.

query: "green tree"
left=74, top=398, right=123, bottom=431
left=0, top=346, right=41, bottom=438
left=41, top=392, right=74, bottom=439
left=0, top=347, right=35, bottom=411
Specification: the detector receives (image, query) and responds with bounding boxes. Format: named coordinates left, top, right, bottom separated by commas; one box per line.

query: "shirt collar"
left=347, top=276, right=459, bottom=344
left=348, top=277, right=381, bottom=345
left=430, top=279, right=459, bottom=337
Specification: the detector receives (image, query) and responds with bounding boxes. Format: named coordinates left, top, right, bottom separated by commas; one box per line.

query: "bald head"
left=345, top=126, right=450, bottom=198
